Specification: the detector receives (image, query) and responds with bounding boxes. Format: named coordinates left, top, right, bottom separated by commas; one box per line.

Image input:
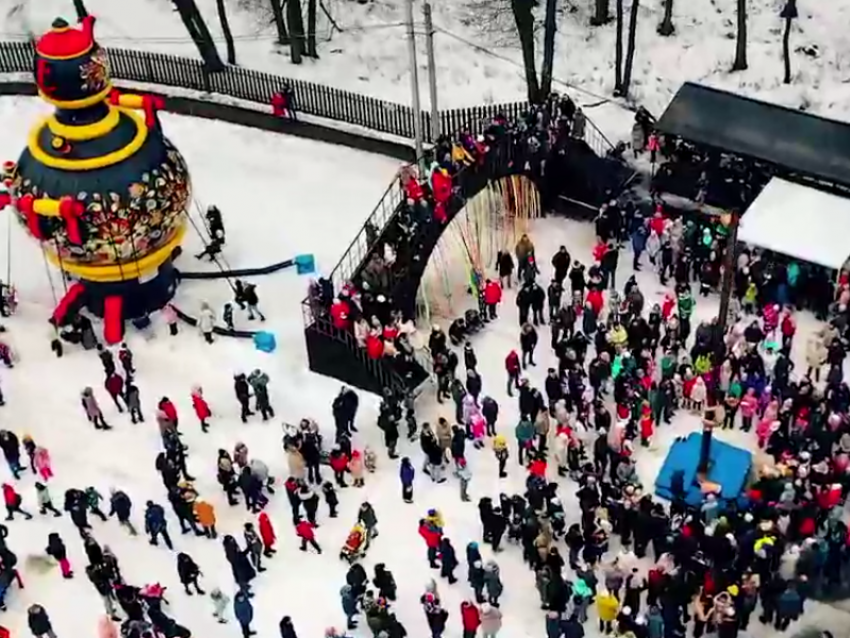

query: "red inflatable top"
left=36, top=16, right=95, bottom=60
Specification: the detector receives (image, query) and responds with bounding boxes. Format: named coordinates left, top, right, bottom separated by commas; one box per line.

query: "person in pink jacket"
left=756, top=418, right=779, bottom=450
left=33, top=446, right=53, bottom=482
left=161, top=304, right=179, bottom=336
left=739, top=388, right=758, bottom=432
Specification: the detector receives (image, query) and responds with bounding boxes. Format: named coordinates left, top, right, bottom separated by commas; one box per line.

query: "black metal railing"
left=301, top=297, right=406, bottom=394
left=0, top=41, right=615, bottom=152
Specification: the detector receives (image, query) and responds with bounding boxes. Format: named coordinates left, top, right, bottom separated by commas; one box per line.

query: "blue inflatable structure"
left=254, top=331, right=277, bottom=353
left=655, top=432, right=753, bottom=507
left=295, top=254, right=316, bottom=275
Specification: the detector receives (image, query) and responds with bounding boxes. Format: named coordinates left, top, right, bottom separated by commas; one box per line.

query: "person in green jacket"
left=514, top=418, right=535, bottom=466
left=676, top=285, right=695, bottom=340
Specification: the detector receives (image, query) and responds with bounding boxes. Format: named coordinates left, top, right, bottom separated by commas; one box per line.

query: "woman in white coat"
left=198, top=302, right=216, bottom=344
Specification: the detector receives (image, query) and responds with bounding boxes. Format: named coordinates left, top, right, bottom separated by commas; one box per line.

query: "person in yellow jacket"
left=452, top=143, right=474, bottom=167
left=493, top=434, right=509, bottom=478
left=596, top=589, right=619, bottom=634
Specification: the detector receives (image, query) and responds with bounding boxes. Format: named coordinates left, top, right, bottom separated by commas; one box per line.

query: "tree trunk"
left=287, top=0, right=306, bottom=64
left=657, top=0, right=674, bottom=36
left=621, top=0, right=639, bottom=97
left=72, top=0, right=89, bottom=20
left=215, top=0, right=236, bottom=64
left=511, top=0, right=541, bottom=103
left=540, top=0, right=557, bottom=98
left=173, top=0, right=224, bottom=71
left=270, top=0, right=290, bottom=45
left=614, top=0, right=624, bottom=93
left=590, top=0, right=610, bottom=26
left=306, top=0, right=319, bottom=58
left=731, top=0, right=748, bottom=71
left=782, top=16, right=791, bottom=83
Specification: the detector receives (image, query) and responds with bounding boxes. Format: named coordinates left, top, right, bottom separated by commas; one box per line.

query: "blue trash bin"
left=254, top=331, right=277, bottom=353
left=295, top=254, right=316, bottom=275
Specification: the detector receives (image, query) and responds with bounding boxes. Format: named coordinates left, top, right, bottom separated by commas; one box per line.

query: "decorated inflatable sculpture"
left=0, top=15, right=191, bottom=344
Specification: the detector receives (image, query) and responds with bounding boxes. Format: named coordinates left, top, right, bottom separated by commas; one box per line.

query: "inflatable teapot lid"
left=36, top=16, right=95, bottom=59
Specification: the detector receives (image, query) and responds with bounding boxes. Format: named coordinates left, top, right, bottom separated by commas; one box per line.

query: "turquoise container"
left=295, top=253, right=316, bottom=275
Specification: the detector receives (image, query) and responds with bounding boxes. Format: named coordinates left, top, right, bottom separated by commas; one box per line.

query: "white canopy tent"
left=738, top=177, right=850, bottom=270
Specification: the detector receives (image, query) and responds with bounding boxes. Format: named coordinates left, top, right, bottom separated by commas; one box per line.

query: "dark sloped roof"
left=656, top=82, right=850, bottom=187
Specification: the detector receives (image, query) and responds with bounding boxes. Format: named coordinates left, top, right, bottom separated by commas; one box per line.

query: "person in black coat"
left=520, top=323, right=539, bottom=368
left=321, top=482, right=339, bottom=518
left=83, top=534, right=104, bottom=566
left=279, top=616, right=298, bottom=638
left=529, top=282, right=546, bottom=326
left=438, top=537, right=458, bottom=584
left=233, top=374, right=253, bottom=423
left=87, top=562, right=119, bottom=619
left=373, top=563, right=397, bottom=600
left=115, top=583, right=145, bottom=621
left=27, top=604, right=54, bottom=638
left=176, top=552, right=205, bottom=595
left=223, top=535, right=256, bottom=595
left=346, top=562, right=369, bottom=599
left=516, top=285, right=532, bottom=325
left=45, top=532, right=72, bottom=579
left=167, top=488, right=202, bottom=536
left=108, top=489, right=137, bottom=536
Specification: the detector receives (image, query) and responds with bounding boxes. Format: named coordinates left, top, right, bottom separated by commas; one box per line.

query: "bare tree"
left=511, top=0, right=541, bottom=102
left=731, top=0, right=747, bottom=71
left=781, top=0, right=797, bottom=84
left=590, top=0, right=610, bottom=26
left=270, top=0, right=290, bottom=44
left=540, top=0, right=557, bottom=98
left=306, top=0, right=319, bottom=57
left=657, top=0, right=674, bottom=36
left=621, top=0, right=640, bottom=97
left=614, top=0, right=624, bottom=93
left=216, top=0, right=237, bottom=64
left=172, top=0, right=224, bottom=71
left=287, top=0, right=306, bottom=64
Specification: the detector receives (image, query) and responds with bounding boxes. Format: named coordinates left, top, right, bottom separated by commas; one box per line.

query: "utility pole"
left=423, top=1, right=440, bottom=142
left=405, top=0, right=424, bottom=168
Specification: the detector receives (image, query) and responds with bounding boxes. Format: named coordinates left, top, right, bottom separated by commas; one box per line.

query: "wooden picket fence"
left=0, top=40, right=614, bottom=153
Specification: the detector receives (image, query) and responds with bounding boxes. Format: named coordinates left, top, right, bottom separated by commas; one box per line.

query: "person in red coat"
left=2, top=483, right=31, bottom=520
left=258, top=512, right=276, bottom=557
left=460, top=600, right=480, bottom=638
left=331, top=299, right=351, bottom=330
left=404, top=176, right=424, bottom=202
left=295, top=518, right=321, bottom=553
left=365, top=333, right=384, bottom=360
left=483, top=279, right=502, bottom=320
left=505, top=350, right=520, bottom=397
left=158, top=397, right=178, bottom=426
left=418, top=519, right=443, bottom=568
left=104, top=373, right=125, bottom=413
left=639, top=402, right=654, bottom=447
left=191, top=386, right=212, bottom=432
left=586, top=288, right=604, bottom=317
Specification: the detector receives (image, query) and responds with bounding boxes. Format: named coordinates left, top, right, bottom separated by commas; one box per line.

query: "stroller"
left=339, top=523, right=370, bottom=563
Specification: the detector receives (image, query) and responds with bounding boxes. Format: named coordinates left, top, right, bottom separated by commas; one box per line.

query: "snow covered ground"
left=6, top=0, right=850, bottom=144
left=0, top=95, right=847, bottom=638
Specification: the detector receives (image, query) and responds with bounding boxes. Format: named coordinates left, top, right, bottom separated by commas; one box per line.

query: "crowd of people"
left=0, top=96, right=847, bottom=638
left=307, top=95, right=588, bottom=389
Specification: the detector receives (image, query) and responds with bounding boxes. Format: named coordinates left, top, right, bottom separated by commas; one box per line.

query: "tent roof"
left=656, top=83, right=850, bottom=187
left=738, top=178, right=850, bottom=269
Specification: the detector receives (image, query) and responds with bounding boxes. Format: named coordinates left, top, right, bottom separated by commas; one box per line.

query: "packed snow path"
left=0, top=96, right=847, bottom=638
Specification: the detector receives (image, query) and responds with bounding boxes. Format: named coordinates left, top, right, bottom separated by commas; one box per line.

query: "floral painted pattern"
left=79, top=47, right=110, bottom=93
left=13, top=137, right=191, bottom=267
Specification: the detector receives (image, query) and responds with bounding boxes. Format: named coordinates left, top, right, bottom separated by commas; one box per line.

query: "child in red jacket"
left=295, top=518, right=321, bottom=553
